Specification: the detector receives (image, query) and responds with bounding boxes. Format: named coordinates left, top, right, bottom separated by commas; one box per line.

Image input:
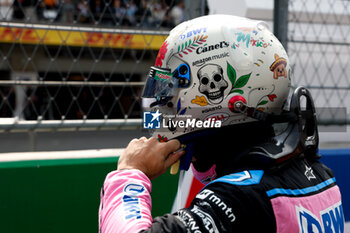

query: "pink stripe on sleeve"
left=99, top=169, right=153, bottom=233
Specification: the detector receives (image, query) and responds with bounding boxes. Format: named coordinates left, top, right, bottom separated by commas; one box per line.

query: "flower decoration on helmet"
left=155, top=41, right=168, bottom=67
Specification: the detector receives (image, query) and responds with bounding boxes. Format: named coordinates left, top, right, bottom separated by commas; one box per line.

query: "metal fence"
left=0, top=0, right=186, bottom=131
left=0, top=0, right=348, bottom=132
left=287, top=0, right=350, bottom=125
left=0, top=22, right=171, bottom=131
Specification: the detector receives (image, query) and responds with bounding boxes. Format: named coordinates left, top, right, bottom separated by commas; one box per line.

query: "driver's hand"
left=117, top=137, right=185, bottom=180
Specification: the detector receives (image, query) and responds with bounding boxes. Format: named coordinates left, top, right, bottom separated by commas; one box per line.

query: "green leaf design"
left=258, top=100, right=268, bottom=106
left=230, top=89, right=244, bottom=94
left=177, top=45, right=180, bottom=52
left=234, top=73, right=251, bottom=89
left=227, top=62, right=236, bottom=86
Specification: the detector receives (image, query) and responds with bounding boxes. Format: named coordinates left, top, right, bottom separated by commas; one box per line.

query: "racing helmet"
left=143, top=14, right=290, bottom=139
left=142, top=15, right=317, bottom=173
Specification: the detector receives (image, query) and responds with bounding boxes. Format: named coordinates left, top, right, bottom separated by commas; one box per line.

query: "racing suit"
left=99, top=155, right=344, bottom=233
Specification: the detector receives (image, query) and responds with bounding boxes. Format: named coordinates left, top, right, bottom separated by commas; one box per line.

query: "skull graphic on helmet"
left=197, top=64, right=228, bottom=104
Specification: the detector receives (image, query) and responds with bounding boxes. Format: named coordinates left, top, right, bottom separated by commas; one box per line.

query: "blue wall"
left=320, top=148, right=350, bottom=222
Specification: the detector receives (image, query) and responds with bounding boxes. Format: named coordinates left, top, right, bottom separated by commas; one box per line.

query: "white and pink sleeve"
left=99, top=169, right=153, bottom=233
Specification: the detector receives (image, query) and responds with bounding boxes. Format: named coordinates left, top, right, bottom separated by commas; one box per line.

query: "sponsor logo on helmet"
left=201, top=105, right=222, bottom=113
left=154, top=71, right=172, bottom=80
left=179, top=27, right=207, bottom=41
left=192, top=52, right=229, bottom=67
left=196, top=41, right=229, bottom=54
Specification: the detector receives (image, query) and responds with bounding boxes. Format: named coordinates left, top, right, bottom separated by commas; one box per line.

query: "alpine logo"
left=296, top=202, right=344, bottom=233
left=304, top=165, right=316, bottom=181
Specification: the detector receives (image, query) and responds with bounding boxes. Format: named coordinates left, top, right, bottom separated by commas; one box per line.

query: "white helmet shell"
left=144, top=15, right=291, bottom=141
